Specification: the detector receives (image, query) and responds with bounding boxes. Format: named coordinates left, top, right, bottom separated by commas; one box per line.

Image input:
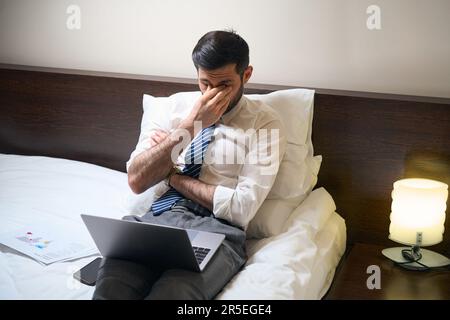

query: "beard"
left=224, top=81, right=244, bottom=114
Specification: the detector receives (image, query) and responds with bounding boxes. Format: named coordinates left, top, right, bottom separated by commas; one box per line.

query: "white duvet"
left=0, top=154, right=345, bottom=299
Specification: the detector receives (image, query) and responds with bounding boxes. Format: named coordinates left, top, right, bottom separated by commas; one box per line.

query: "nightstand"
left=324, top=243, right=450, bottom=299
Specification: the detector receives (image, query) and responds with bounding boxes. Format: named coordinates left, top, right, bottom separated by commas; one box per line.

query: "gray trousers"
left=92, top=204, right=247, bottom=300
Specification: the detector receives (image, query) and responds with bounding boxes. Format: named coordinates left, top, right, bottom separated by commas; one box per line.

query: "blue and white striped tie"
left=150, top=125, right=215, bottom=216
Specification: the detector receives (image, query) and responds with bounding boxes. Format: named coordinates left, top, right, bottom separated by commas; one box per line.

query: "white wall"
left=1, top=0, right=449, bottom=98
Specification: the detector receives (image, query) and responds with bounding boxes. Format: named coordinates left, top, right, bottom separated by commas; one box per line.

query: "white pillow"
left=248, top=89, right=313, bottom=145
left=283, top=187, right=336, bottom=233
left=124, top=89, right=321, bottom=238
left=216, top=188, right=339, bottom=300
left=246, top=89, right=322, bottom=238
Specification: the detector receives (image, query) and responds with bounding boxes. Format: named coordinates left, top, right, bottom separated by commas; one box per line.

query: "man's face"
left=197, top=63, right=251, bottom=113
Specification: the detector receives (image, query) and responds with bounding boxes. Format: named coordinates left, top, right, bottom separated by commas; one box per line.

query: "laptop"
left=80, top=214, right=225, bottom=272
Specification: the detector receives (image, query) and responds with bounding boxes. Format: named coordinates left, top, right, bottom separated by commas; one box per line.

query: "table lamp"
left=382, top=178, right=450, bottom=270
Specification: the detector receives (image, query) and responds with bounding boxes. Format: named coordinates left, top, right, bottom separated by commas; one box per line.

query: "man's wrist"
left=178, top=119, right=195, bottom=137
left=166, top=166, right=182, bottom=187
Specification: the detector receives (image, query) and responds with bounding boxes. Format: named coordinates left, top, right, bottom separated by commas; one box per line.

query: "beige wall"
left=1, top=0, right=449, bottom=98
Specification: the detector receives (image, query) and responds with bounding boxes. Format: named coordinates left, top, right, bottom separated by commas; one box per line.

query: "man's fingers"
left=149, top=137, right=158, bottom=147
left=154, top=132, right=164, bottom=139
left=202, top=85, right=226, bottom=101
left=149, top=129, right=169, bottom=146
left=215, top=94, right=232, bottom=117
left=154, top=129, right=169, bottom=138
left=208, top=87, right=232, bottom=107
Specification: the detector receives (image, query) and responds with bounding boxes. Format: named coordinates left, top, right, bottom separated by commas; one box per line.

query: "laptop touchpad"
left=186, top=230, right=199, bottom=242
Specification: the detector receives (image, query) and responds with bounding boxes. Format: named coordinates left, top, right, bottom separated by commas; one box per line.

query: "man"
left=93, top=30, right=286, bottom=300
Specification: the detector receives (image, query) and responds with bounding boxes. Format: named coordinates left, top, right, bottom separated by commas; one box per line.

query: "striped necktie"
left=150, top=125, right=215, bottom=216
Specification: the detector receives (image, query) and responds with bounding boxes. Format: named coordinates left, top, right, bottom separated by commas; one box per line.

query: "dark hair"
left=192, top=30, right=249, bottom=76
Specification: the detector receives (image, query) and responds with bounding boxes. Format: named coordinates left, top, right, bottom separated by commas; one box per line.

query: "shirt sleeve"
left=213, top=119, right=287, bottom=229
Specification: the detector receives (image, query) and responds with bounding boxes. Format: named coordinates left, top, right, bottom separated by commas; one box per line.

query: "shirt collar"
left=220, top=95, right=247, bottom=124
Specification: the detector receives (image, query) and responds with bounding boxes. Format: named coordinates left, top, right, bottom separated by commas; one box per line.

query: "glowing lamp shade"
left=382, top=178, right=450, bottom=270
left=389, top=178, right=447, bottom=246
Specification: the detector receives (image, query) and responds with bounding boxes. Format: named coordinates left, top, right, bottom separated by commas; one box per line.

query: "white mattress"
left=0, top=154, right=346, bottom=299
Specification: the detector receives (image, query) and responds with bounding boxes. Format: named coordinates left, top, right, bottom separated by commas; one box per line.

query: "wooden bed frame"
left=1, top=64, right=449, bottom=255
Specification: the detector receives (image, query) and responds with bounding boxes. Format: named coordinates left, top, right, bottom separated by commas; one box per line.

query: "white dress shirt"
left=127, top=95, right=286, bottom=230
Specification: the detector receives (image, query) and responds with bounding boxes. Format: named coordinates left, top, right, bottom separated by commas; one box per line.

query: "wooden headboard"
left=1, top=64, right=449, bottom=255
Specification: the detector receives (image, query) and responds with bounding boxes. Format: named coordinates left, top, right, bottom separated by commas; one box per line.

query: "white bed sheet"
left=0, top=154, right=345, bottom=299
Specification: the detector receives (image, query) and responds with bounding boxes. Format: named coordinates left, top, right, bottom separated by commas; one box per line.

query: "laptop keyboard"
left=192, top=246, right=211, bottom=265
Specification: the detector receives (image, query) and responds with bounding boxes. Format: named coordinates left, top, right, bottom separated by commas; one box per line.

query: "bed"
left=0, top=64, right=449, bottom=299
left=0, top=154, right=345, bottom=299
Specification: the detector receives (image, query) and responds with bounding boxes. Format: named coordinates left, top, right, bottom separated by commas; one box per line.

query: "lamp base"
left=382, top=247, right=450, bottom=270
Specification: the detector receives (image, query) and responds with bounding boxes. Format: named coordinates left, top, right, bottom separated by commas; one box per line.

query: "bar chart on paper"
left=0, top=227, right=97, bottom=265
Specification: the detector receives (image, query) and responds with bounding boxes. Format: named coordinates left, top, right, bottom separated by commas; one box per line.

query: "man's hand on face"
left=184, top=86, right=233, bottom=129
